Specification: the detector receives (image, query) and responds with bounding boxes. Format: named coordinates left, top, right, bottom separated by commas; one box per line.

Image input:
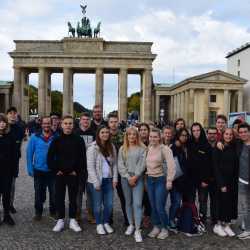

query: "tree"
left=128, top=92, right=140, bottom=113
left=29, top=85, right=38, bottom=113
left=29, top=85, right=91, bottom=116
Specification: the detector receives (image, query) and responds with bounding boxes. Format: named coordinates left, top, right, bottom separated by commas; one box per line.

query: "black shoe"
left=3, top=214, right=15, bottom=226
left=49, top=212, right=57, bottom=221
left=33, top=214, right=42, bottom=221
left=9, top=206, right=17, bottom=214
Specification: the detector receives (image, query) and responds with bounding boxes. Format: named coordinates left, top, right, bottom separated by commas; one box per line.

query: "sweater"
left=74, top=127, right=96, bottom=149
left=146, top=144, right=176, bottom=182
left=188, top=140, right=212, bottom=185
left=87, top=141, right=118, bottom=189
left=118, top=146, right=146, bottom=180
left=47, top=133, right=87, bottom=178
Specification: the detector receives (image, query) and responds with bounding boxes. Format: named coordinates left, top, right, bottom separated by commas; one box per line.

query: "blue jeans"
left=34, top=170, right=56, bottom=215
left=88, top=178, right=113, bottom=225
left=169, top=186, right=181, bottom=226
left=121, top=177, right=144, bottom=229
left=147, top=176, right=169, bottom=229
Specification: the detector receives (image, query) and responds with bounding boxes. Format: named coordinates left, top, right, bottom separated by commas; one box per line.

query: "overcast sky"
left=1, top=0, right=250, bottom=113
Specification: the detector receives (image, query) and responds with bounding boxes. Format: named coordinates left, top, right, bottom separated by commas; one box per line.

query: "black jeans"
left=34, top=171, right=56, bottom=215
left=198, top=182, right=216, bottom=223
left=0, top=175, right=12, bottom=215
left=115, top=174, right=129, bottom=224
left=55, top=175, right=79, bottom=219
left=142, top=189, right=151, bottom=217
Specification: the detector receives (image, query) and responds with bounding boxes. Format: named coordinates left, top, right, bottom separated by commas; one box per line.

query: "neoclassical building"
left=154, top=70, right=246, bottom=127
left=9, top=38, right=156, bottom=122
left=1, top=38, right=246, bottom=126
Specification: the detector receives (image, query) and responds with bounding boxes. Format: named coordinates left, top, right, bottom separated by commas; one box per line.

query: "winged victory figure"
left=80, top=3, right=87, bottom=15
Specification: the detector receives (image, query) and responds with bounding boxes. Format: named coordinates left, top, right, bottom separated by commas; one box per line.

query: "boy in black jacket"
left=47, top=115, right=87, bottom=232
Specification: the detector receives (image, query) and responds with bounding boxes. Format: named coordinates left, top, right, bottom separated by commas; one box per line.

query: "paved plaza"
left=0, top=141, right=249, bottom=250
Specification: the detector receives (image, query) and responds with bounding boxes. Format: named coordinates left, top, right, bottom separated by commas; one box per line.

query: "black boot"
left=3, top=214, right=15, bottom=226
left=9, top=206, right=17, bottom=214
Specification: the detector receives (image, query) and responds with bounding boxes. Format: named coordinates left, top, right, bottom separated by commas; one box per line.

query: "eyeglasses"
left=208, top=132, right=217, bottom=135
left=180, top=134, right=188, bottom=137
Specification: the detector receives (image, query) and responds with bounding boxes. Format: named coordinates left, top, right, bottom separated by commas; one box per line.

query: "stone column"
left=12, top=67, right=22, bottom=114
left=155, top=94, right=160, bottom=122
left=224, top=89, right=229, bottom=115
left=4, top=91, right=10, bottom=113
left=21, top=70, right=29, bottom=121
left=95, top=68, right=104, bottom=112
left=237, top=89, right=243, bottom=112
left=118, top=68, right=128, bottom=121
left=170, top=95, right=174, bottom=121
left=173, top=95, right=177, bottom=120
left=184, top=91, right=189, bottom=123
left=63, top=68, right=73, bottom=116
left=180, top=92, right=185, bottom=118
left=38, top=68, right=47, bottom=116
left=46, top=72, right=52, bottom=115
left=188, top=89, right=194, bottom=127
left=142, top=69, right=152, bottom=122
left=140, top=78, right=143, bottom=122
left=176, top=93, right=180, bottom=118
left=203, top=89, right=210, bottom=128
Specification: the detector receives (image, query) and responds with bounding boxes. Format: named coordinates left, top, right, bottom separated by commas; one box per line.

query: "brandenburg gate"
left=9, top=38, right=156, bottom=122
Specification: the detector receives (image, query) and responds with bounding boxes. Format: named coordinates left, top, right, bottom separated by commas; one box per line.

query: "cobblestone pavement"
left=0, top=141, right=249, bottom=250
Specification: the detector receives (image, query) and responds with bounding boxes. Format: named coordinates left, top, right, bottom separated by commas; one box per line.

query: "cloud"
left=1, top=0, right=250, bottom=112
left=103, top=9, right=250, bottom=83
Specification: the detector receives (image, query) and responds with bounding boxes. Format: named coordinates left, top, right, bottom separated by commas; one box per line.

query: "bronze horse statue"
left=94, top=22, right=101, bottom=38
left=67, top=22, right=75, bottom=37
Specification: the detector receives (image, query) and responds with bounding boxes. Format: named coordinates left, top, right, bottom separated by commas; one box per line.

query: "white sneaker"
left=96, top=224, right=106, bottom=235
left=157, top=228, right=169, bottom=239
left=125, top=224, right=135, bottom=235
left=213, top=224, right=227, bottom=237
left=238, top=231, right=250, bottom=239
left=148, top=226, right=160, bottom=238
left=104, top=223, right=114, bottom=234
left=134, top=230, right=143, bottom=243
left=53, top=219, right=64, bottom=232
left=223, top=225, right=235, bottom=237
left=69, top=218, right=82, bottom=232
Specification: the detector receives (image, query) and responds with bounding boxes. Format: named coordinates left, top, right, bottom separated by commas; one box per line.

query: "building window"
left=238, top=70, right=240, bottom=77
left=237, top=59, right=240, bottom=67
left=209, top=111, right=217, bottom=126
left=210, top=95, right=216, bottom=103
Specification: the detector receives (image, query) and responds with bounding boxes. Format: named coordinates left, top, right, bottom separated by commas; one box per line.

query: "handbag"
left=161, top=145, right=184, bottom=180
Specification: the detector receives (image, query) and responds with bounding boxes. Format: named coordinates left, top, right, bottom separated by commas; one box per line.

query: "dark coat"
left=0, top=133, right=16, bottom=177
left=9, top=122, right=25, bottom=177
left=213, top=144, right=239, bottom=222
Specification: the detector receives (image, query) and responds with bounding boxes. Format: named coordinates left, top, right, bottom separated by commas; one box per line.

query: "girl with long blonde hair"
left=118, top=126, right=146, bottom=243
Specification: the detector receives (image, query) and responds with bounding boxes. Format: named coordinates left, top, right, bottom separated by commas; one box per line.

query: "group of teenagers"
left=0, top=105, right=250, bottom=243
